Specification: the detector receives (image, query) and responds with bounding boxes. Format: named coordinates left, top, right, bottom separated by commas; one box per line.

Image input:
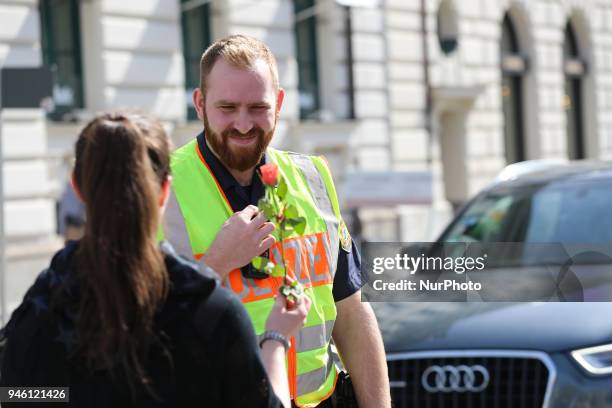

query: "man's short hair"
left=199, top=34, right=279, bottom=96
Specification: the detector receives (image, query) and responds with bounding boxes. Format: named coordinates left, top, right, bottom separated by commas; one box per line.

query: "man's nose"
left=234, top=109, right=253, bottom=134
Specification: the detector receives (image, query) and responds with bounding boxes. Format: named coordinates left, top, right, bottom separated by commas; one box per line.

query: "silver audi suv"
left=375, top=161, right=612, bottom=408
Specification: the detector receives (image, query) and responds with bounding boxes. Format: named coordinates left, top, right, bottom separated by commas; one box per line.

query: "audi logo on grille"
left=421, top=365, right=490, bottom=393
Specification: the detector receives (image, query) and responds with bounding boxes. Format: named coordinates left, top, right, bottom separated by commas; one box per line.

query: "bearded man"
left=160, top=34, right=390, bottom=408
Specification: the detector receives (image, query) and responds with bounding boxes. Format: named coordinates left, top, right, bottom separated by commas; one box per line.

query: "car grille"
left=388, top=354, right=551, bottom=408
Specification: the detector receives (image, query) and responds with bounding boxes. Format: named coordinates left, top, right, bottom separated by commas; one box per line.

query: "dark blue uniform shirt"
left=197, top=133, right=362, bottom=302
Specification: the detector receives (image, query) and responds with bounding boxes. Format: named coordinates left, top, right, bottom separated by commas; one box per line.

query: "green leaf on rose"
left=285, top=217, right=303, bottom=226
left=277, top=178, right=288, bottom=199
left=284, top=204, right=299, bottom=220
left=293, top=217, right=306, bottom=235
left=251, top=256, right=267, bottom=270
left=271, top=264, right=285, bottom=277
left=257, top=199, right=276, bottom=220
left=284, top=216, right=306, bottom=235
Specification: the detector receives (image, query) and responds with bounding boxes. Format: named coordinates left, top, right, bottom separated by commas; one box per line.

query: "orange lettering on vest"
left=225, top=232, right=334, bottom=303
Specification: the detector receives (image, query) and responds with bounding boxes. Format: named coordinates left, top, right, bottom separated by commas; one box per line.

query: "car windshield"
left=440, top=178, right=612, bottom=266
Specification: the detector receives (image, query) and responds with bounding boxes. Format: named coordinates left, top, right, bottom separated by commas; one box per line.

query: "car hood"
left=373, top=301, right=612, bottom=354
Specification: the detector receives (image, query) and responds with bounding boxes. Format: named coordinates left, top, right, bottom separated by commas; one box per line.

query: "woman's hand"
left=265, top=291, right=311, bottom=339
left=261, top=290, right=311, bottom=407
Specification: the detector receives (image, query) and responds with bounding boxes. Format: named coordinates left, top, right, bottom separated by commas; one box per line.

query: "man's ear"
left=70, top=172, right=84, bottom=202
left=276, top=88, right=285, bottom=114
left=193, top=88, right=205, bottom=121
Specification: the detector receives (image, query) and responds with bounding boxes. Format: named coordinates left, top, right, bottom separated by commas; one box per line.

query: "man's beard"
left=203, top=114, right=275, bottom=171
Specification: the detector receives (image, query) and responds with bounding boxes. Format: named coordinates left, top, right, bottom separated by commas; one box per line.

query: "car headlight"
left=571, top=344, right=612, bottom=375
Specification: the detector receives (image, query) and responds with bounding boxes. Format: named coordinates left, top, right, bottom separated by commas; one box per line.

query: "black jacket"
left=0, top=241, right=281, bottom=407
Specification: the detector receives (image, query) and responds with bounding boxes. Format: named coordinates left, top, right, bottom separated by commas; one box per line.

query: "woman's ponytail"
left=72, top=112, right=170, bottom=396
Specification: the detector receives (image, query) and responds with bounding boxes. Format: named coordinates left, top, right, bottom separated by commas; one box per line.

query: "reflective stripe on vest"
left=164, top=189, right=193, bottom=259
left=258, top=319, right=334, bottom=354
left=288, top=153, right=340, bottom=277
left=159, top=141, right=342, bottom=406
left=297, top=345, right=335, bottom=395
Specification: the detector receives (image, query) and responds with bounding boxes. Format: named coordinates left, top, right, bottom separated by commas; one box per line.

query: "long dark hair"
left=72, top=112, right=170, bottom=396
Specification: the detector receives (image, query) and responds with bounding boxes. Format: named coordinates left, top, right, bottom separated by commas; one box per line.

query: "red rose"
left=260, top=163, right=279, bottom=186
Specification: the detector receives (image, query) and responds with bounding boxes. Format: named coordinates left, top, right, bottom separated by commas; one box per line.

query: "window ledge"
left=293, top=118, right=360, bottom=152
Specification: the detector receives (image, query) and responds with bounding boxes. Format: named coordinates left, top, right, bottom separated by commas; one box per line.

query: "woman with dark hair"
left=0, top=112, right=308, bottom=407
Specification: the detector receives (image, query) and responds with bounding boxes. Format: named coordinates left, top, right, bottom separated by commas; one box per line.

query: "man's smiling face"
left=197, top=57, right=283, bottom=171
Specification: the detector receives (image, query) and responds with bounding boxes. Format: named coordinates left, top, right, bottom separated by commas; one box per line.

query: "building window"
left=564, top=20, right=586, bottom=160
left=39, top=0, right=84, bottom=121
left=500, top=13, right=526, bottom=164
left=181, top=0, right=212, bottom=121
left=437, top=0, right=458, bottom=55
left=294, top=0, right=320, bottom=120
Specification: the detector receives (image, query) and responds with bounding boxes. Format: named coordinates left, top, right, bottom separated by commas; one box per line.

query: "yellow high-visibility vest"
left=159, top=139, right=343, bottom=407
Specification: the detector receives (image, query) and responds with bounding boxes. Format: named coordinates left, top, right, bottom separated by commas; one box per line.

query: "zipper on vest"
left=288, top=336, right=297, bottom=400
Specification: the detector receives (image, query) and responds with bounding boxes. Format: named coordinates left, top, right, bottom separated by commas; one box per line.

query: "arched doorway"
left=500, top=12, right=527, bottom=164
left=563, top=19, right=587, bottom=160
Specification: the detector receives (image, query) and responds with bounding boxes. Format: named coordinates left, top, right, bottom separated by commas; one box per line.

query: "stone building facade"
left=1, top=0, right=612, bottom=316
